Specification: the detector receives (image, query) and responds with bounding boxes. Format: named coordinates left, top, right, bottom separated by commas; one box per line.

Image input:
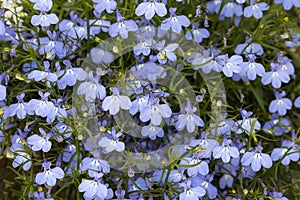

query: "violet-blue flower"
left=179, top=180, right=206, bottom=200
left=102, top=87, right=132, bottom=115
left=239, top=54, right=265, bottom=80
left=244, top=0, right=269, bottom=19
left=27, top=91, right=55, bottom=117
left=274, top=0, right=300, bottom=10
left=155, top=40, right=178, bottom=64
left=35, top=160, right=64, bottom=187
left=98, top=127, right=125, bottom=153
left=161, top=7, right=190, bottom=33
left=261, top=62, right=290, bottom=89
left=5, top=93, right=28, bottom=119
left=109, top=9, right=138, bottom=39
left=219, top=54, right=243, bottom=77
left=185, top=23, right=210, bottom=43
left=212, top=136, right=239, bottom=163
left=241, top=142, right=272, bottom=172
left=220, top=1, right=243, bottom=17
left=269, top=90, right=292, bottom=116
left=27, top=128, right=53, bottom=152
left=135, top=0, right=167, bottom=20
left=93, top=0, right=117, bottom=14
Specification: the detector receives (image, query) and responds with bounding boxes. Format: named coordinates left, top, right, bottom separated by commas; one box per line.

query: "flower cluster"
left=0, top=0, right=299, bottom=199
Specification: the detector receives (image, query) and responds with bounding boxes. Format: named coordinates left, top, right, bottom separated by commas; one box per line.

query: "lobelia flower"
left=295, top=96, right=300, bottom=108
left=243, top=0, right=269, bottom=19
left=39, top=31, right=66, bottom=59
left=239, top=54, right=265, bottom=80
left=274, top=0, right=300, bottom=10
left=271, top=138, right=300, bottom=166
left=77, top=71, right=106, bottom=102
left=93, top=0, right=117, bottom=14
left=57, top=60, right=87, bottom=90
left=235, top=38, right=264, bottom=56
left=102, top=87, right=132, bottom=115
left=0, top=73, right=8, bottom=101
left=28, top=61, right=58, bottom=83
left=31, top=3, right=59, bottom=27
left=277, top=54, right=295, bottom=75
left=78, top=174, right=108, bottom=199
left=141, top=123, right=164, bottom=140
left=81, top=151, right=110, bottom=178
left=269, top=90, right=292, bottom=116
left=185, top=23, right=210, bottom=43
left=31, top=0, right=53, bottom=11
left=261, top=62, right=290, bottom=89
left=206, top=0, right=222, bottom=14
left=180, top=153, right=209, bottom=177
left=90, top=44, right=114, bottom=64
left=28, top=191, right=54, bottom=200
left=35, top=160, right=65, bottom=187
left=89, top=10, right=111, bottom=35
left=235, top=109, right=261, bottom=135
left=27, top=91, right=55, bottom=117
left=179, top=180, right=206, bottom=200
left=176, top=101, right=204, bottom=133
left=139, top=95, right=172, bottom=126
left=109, top=9, right=138, bottom=39
left=161, top=7, right=190, bottom=33
left=5, top=93, right=28, bottom=119
left=98, top=127, right=125, bottom=153
left=212, top=136, right=240, bottom=163
left=46, top=98, right=68, bottom=124
left=0, top=20, right=5, bottom=36
left=241, top=142, right=272, bottom=172
left=12, top=147, right=32, bottom=171
left=220, top=0, right=243, bottom=18
left=155, top=40, right=179, bottom=64
left=135, top=0, right=167, bottom=20
left=27, top=128, right=53, bottom=152
left=191, top=174, right=218, bottom=200
left=263, top=114, right=291, bottom=136
left=219, top=54, right=243, bottom=77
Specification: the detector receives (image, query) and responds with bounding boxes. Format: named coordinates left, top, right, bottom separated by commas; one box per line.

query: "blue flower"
left=93, top=0, right=117, bottom=14
left=235, top=38, right=264, bottom=56
left=191, top=174, right=218, bottom=200
left=77, top=71, right=106, bottom=102
left=39, top=31, right=66, bottom=59
left=141, top=123, right=164, bottom=140
left=206, top=0, right=222, bottom=14
left=212, top=136, right=239, bottom=163
left=31, top=0, right=53, bottom=11
left=244, top=0, right=269, bottom=19
left=27, top=128, right=53, bottom=152
left=5, top=93, right=28, bottom=119
left=295, top=96, right=300, bottom=108
left=185, top=23, right=210, bottom=43
left=179, top=180, right=206, bottom=200
left=161, top=7, right=190, bottom=33
left=269, top=90, right=292, bottom=116
left=261, top=62, right=290, bottom=89
left=46, top=98, right=68, bottom=124
left=274, top=0, right=300, bottom=10
left=0, top=73, right=7, bottom=101
left=27, top=91, right=55, bottom=117
left=81, top=151, right=110, bottom=178
left=90, top=45, right=114, bottom=64
left=176, top=101, right=204, bottom=133
left=235, top=109, right=261, bottom=135
left=31, top=7, right=59, bottom=27
left=180, top=153, right=209, bottom=177
left=98, top=127, right=125, bottom=153
left=241, top=142, right=272, bottom=172
left=0, top=20, right=5, bottom=36
left=277, top=54, right=295, bottom=75
left=28, top=61, right=58, bottom=82
left=135, top=0, right=167, bottom=20
left=220, top=1, right=243, bottom=17
left=12, top=147, right=32, bottom=171
left=57, top=60, right=88, bottom=90
left=155, top=40, right=179, bottom=64
left=239, top=54, right=265, bottom=80
left=139, top=95, right=172, bottom=126
left=78, top=175, right=108, bottom=199
left=109, top=9, right=138, bottom=39
left=271, top=139, right=300, bottom=166
left=263, top=114, right=291, bottom=136
left=102, top=87, right=132, bottom=115
left=219, top=54, right=243, bottom=77
left=35, top=160, right=64, bottom=187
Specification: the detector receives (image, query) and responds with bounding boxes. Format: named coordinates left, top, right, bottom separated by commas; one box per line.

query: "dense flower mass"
left=0, top=0, right=300, bottom=199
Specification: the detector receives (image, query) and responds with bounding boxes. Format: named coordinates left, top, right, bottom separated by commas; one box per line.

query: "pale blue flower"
left=269, top=90, right=292, bottom=116
left=27, top=128, right=53, bottom=152
left=135, top=0, right=167, bottom=20
left=98, top=127, right=125, bottom=153
left=213, top=136, right=240, bottom=163
left=244, top=0, right=269, bottom=19
left=161, top=7, right=190, bottom=33
left=35, top=160, right=64, bottom=187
